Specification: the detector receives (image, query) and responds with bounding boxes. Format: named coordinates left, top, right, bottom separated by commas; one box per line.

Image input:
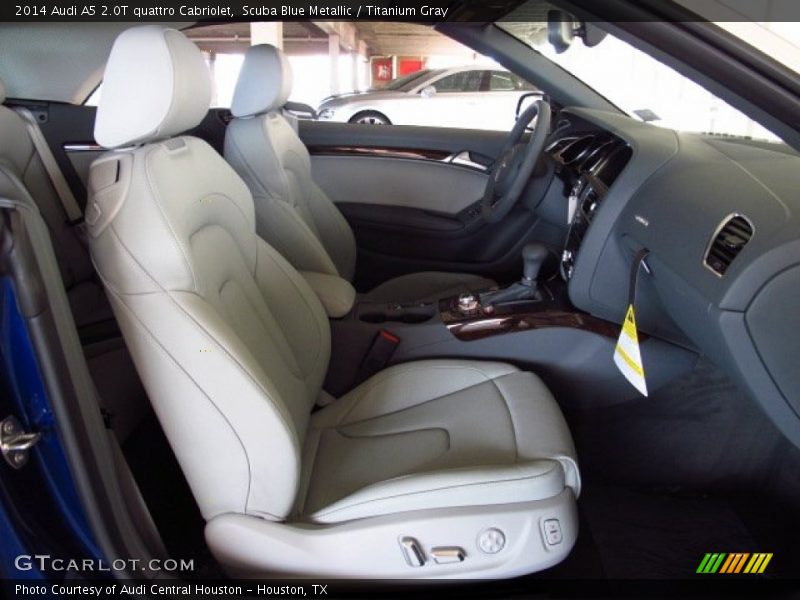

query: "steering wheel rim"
left=481, top=99, right=552, bottom=224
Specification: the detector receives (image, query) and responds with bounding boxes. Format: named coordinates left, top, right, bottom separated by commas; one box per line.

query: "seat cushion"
left=297, top=360, right=579, bottom=524
left=361, top=272, right=496, bottom=304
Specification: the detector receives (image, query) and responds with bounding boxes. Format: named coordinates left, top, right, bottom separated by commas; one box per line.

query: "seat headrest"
left=94, top=26, right=211, bottom=149
left=231, top=44, right=293, bottom=118
left=0, top=78, right=6, bottom=104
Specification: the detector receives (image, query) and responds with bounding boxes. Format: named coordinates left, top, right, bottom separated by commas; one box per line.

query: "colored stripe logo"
left=697, top=553, right=773, bottom=574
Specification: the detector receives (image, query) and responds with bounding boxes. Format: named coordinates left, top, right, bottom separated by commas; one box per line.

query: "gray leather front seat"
left=225, top=44, right=495, bottom=304
left=87, top=26, right=580, bottom=578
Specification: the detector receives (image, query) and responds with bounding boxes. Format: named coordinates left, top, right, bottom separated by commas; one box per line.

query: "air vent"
left=704, top=214, right=753, bottom=276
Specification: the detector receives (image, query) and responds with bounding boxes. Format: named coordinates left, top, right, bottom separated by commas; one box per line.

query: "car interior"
left=0, top=3, right=799, bottom=585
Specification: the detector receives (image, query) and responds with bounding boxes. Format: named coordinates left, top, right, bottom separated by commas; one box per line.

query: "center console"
left=439, top=291, right=618, bottom=342
left=324, top=242, right=621, bottom=396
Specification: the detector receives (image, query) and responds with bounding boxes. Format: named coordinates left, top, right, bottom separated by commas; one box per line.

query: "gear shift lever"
left=477, top=243, right=549, bottom=307
left=521, top=243, right=549, bottom=288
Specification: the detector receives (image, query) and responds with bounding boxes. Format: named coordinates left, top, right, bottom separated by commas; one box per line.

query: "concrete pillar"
left=206, top=51, right=217, bottom=106
left=356, top=40, right=368, bottom=91
left=250, top=22, right=283, bottom=49
left=329, top=33, right=340, bottom=95
left=351, top=52, right=359, bottom=92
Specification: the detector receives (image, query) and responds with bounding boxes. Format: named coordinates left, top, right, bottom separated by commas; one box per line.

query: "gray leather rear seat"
left=0, top=78, right=148, bottom=441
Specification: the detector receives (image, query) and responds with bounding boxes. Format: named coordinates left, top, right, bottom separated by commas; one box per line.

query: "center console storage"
left=323, top=244, right=649, bottom=399
left=357, top=302, right=437, bottom=325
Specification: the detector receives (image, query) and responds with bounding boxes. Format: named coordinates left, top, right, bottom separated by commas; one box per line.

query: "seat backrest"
left=225, top=44, right=356, bottom=281
left=86, top=26, right=331, bottom=521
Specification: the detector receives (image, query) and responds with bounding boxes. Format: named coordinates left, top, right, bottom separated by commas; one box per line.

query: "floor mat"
left=578, top=486, right=758, bottom=579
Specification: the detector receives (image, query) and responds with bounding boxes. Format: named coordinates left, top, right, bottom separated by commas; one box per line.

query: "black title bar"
left=4, top=0, right=800, bottom=23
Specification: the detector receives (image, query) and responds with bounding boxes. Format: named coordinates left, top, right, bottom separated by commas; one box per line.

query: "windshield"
left=381, top=69, right=437, bottom=92
left=498, top=10, right=786, bottom=142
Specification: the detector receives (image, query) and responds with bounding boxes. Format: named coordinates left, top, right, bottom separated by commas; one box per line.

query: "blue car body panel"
left=0, top=277, right=101, bottom=578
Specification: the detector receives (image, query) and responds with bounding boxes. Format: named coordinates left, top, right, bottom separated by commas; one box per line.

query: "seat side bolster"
left=494, top=371, right=582, bottom=495
left=306, top=461, right=564, bottom=524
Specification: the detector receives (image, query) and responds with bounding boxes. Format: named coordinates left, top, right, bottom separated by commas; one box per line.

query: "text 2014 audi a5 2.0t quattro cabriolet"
left=0, top=0, right=798, bottom=596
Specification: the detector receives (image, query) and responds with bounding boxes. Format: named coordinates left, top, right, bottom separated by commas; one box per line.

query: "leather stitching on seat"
left=488, top=374, right=520, bottom=460
left=227, top=126, right=272, bottom=198
left=293, top=427, right=322, bottom=516
left=338, top=364, right=515, bottom=426
left=104, top=284, right=263, bottom=517
left=103, top=223, right=302, bottom=454
left=143, top=144, right=199, bottom=292
left=216, top=276, right=303, bottom=378
left=335, top=426, right=450, bottom=443
left=253, top=241, right=327, bottom=378
left=310, top=462, right=558, bottom=520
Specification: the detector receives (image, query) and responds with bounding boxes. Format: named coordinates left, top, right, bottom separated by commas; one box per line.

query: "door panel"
left=311, top=155, right=488, bottom=215
left=298, top=120, right=511, bottom=157
left=299, top=120, right=555, bottom=290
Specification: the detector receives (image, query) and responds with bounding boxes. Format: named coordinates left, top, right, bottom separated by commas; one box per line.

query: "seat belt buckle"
left=355, top=330, right=400, bottom=385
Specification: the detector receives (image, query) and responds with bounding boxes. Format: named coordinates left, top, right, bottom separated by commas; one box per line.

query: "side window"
left=432, top=70, right=483, bottom=93
left=488, top=71, right=538, bottom=92
left=513, top=73, right=538, bottom=91
left=489, top=71, right=516, bottom=91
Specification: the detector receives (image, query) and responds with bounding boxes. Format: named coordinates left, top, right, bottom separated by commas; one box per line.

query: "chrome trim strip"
left=446, top=151, right=488, bottom=171
left=63, top=143, right=104, bottom=152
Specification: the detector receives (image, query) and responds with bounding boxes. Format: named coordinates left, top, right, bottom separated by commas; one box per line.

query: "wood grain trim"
left=307, top=145, right=452, bottom=162
left=440, top=299, right=626, bottom=342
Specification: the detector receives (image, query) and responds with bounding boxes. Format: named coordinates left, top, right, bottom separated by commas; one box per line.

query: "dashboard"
left=548, top=131, right=632, bottom=280
left=542, top=107, right=800, bottom=447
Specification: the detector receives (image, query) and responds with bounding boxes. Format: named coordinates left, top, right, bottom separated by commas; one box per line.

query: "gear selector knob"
left=522, top=243, right=549, bottom=286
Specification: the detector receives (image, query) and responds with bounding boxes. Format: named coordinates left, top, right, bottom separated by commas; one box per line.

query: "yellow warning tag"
left=614, top=305, right=648, bottom=396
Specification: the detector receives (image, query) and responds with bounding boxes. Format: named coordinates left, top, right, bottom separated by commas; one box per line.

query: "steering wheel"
left=481, top=99, right=552, bottom=223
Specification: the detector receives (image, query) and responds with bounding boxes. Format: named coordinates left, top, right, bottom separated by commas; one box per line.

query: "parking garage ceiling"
left=186, top=22, right=474, bottom=57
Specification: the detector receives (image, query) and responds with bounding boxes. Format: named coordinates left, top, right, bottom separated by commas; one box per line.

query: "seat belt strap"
left=14, top=107, right=84, bottom=224
left=355, top=329, right=400, bottom=385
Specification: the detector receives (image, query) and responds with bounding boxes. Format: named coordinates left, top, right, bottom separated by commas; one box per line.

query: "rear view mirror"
left=582, top=23, right=609, bottom=48
left=547, top=10, right=574, bottom=54
left=420, top=85, right=437, bottom=98
left=547, top=10, right=609, bottom=53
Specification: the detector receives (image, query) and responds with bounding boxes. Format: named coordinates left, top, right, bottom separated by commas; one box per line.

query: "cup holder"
left=359, top=304, right=436, bottom=325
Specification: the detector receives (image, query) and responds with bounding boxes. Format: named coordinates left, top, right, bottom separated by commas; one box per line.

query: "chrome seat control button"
left=431, top=547, right=465, bottom=564
left=399, top=537, right=426, bottom=567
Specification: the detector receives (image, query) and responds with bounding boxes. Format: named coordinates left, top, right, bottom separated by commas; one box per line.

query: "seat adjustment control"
left=543, top=518, right=563, bottom=546
left=431, top=547, right=466, bottom=564
left=478, top=528, right=506, bottom=554
left=399, top=537, right=426, bottom=567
